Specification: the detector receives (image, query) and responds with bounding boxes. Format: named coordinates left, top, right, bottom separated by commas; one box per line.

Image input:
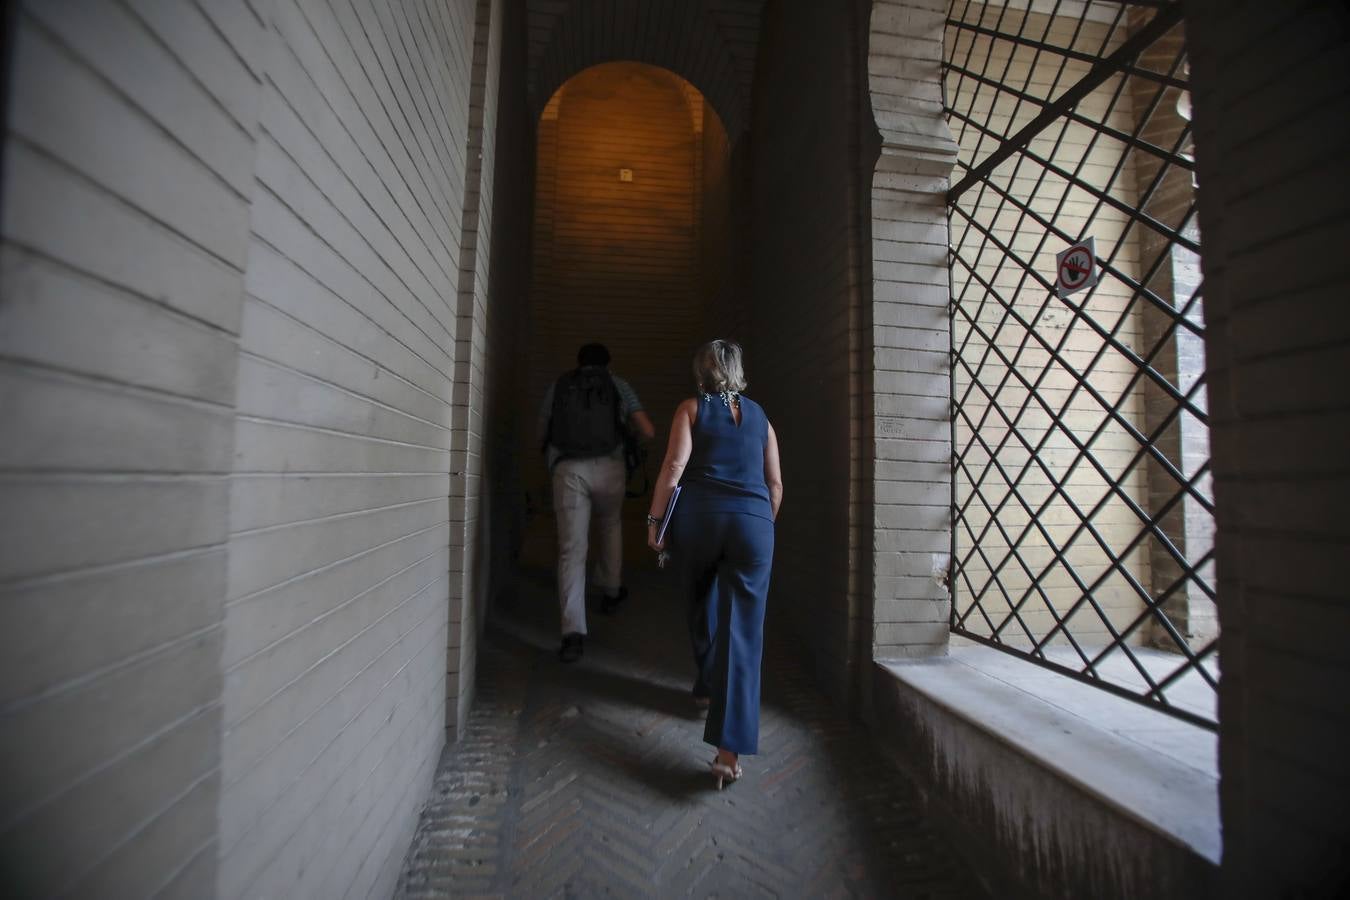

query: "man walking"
left=538, top=343, right=654, bottom=662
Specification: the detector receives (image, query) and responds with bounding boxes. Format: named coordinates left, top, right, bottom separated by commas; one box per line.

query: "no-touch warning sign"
left=1056, top=237, right=1099, bottom=298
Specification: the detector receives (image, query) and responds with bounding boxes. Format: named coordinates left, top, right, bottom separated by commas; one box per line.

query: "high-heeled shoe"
left=710, top=756, right=742, bottom=790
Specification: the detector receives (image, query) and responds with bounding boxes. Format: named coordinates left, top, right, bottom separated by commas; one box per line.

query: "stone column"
left=866, top=0, right=960, bottom=660
left=1125, top=13, right=1216, bottom=648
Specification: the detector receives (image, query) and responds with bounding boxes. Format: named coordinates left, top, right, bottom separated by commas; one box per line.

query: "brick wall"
left=524, top=63, right=710, bottom=530
left=446, top=0, right=501, bottom=742
left=0, top=2, right=263, bottom=895
left=748, top=0, right=871, bottom=703
left=1186, top=1, right=1350, bottom=894
left=525, top=0, right=759, bottom=141
left=698, top=105, right=735, bottom=332
left=865, top=0, right=959, bottom=664
left=472, top=0, right=534, bottom=734
left=1125, top=11, right=1215, bottom=647
left=513, top=0, right=758, bottom=596
left=216, top=1, right=477, bottom=898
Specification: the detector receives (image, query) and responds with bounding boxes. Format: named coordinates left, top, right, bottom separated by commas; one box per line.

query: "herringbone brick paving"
left=396, top=559, right=989, bottom=899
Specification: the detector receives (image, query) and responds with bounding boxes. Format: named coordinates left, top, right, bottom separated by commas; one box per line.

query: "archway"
left=525, top=0, right=758, bottom=139
left=519, top=62, right=735, bottom=568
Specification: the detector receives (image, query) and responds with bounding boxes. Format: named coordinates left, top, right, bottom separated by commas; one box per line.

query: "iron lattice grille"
left=942, top=0, right=1218, bottom=728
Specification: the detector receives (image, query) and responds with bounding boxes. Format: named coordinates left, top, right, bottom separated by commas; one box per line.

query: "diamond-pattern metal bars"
left=942, top=0, right=1217, bottom=728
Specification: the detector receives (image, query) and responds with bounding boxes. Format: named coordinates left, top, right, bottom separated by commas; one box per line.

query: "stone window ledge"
left=878, top=645, right=1220, bottom=866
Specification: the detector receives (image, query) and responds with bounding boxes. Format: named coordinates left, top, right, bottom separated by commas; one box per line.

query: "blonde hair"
left=692, top=340, right=747, bottom=394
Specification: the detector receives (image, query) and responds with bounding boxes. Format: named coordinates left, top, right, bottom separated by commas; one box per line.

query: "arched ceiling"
left=526, top=0, right=766, bottom=136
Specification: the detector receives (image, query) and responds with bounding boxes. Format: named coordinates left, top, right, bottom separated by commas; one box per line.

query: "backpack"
left=548, top=368, right=623, bottom=459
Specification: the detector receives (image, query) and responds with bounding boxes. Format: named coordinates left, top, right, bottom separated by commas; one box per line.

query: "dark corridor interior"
left=520, top=62, right=739, bottom=566
left=3, top=0, right=1345, bottom=896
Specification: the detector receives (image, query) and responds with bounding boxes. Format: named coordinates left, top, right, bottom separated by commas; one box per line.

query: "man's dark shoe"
left=559, top=633, right=584, bottom=663
left=599, top=585, right=629, bottom=615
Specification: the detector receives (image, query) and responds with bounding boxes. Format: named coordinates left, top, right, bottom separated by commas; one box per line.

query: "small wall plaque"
left=1055, top=237, right=1099, bottom=298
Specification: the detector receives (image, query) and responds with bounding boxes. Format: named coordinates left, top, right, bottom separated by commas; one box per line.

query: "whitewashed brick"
left=2, top=143, right=245, bottom=334
left=10, top=23, right=251, bottom=267
left=0, top=247, right=239, bottom=405
left=0, top=478, right=230, bottom=581
left=29, top=1, right=256, bottom=193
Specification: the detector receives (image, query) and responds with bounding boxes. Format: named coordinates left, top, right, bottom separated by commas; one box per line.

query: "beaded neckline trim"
left=700, top=390, right=740, bottom=408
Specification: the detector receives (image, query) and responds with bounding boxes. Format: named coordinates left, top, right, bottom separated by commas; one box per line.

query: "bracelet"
left=645, top=514, right=661, bottom=526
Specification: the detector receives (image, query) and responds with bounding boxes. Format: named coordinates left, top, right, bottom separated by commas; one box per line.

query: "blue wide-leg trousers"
left=672, top=511, right=774, bottom=755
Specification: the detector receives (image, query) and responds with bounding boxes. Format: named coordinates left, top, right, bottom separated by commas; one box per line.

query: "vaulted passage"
left=1, top=2, right=1347, bottom=899
left=523, top=62, right=734, bottom=550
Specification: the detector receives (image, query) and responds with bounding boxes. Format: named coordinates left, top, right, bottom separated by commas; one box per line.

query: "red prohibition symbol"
left=1059, top=247, right=1093, bottom=289
left=1055, top=237, right=1098, bottom=297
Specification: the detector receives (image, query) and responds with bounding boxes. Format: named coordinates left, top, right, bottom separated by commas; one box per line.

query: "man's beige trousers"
left=552, top=456, right=625, bottom=636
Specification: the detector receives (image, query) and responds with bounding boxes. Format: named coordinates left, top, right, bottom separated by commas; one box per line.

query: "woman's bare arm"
left=648, top=399, right=697, bottom=550
left=764, top=422, right=783, bottom=521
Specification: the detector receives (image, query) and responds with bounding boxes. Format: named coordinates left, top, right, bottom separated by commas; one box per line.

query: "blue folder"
left=656, top=485, right=681, bottom=545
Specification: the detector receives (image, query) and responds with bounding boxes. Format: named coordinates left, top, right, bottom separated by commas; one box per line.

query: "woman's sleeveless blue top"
left=680, top=394, right=772, bottom=520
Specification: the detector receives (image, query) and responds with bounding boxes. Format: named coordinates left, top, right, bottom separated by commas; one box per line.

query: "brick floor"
left=395, top=560, right=989, bottom=899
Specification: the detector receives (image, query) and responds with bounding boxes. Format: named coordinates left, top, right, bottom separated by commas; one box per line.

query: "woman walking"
left=647, top=340, right=783, bottom=789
